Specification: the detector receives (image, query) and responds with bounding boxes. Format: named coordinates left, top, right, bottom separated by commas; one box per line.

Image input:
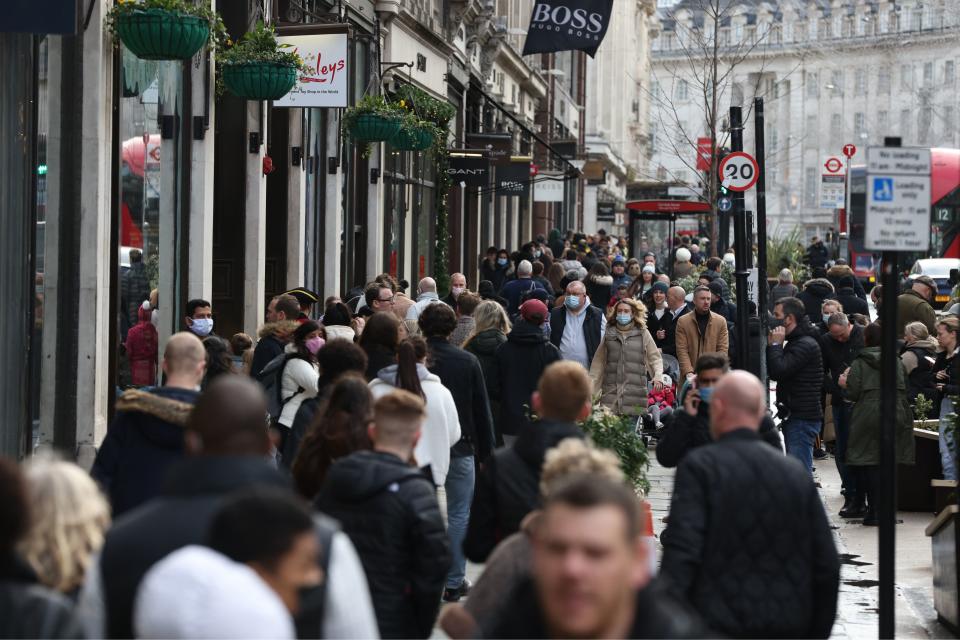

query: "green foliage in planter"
left=580, top=403, right=650, bottom=495
left=105, top=0, right=226, bottom=60
left=218, top=21, right=310, bottom=99
left=914, top=393, right=934, bottom=424
left=342, top=94, right=405, bottom=157
left=676, top=273, right=701, bottom=294
left=390, top=111, right=437, bottom=151
left=766, top=227, right=811, bottom=284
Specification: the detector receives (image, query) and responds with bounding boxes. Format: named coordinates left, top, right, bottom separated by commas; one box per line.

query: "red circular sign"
left=718, top=152, right=759, bottom=192
left=842, top=144, right=857, bottom=158
left=824, top=157, right=843, bottom=173
left=530, top=163, right=539, bottom=176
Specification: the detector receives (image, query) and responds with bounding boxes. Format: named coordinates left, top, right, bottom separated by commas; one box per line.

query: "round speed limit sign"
left=718, top=152, right=759, bottom=192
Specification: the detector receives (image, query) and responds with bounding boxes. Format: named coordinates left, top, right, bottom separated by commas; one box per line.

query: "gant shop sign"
left=448, top=156, right=490, bottom=187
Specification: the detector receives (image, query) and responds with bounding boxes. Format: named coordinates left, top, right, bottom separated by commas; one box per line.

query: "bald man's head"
left=667, top=286, right=686, bottom=310
left=709, top=370, right=766, bottom=440
left=418, top=277, right=437, bottom=294
left=162, top=332, right=207, bottom=388
left=185, top=376, right=271, bottom=456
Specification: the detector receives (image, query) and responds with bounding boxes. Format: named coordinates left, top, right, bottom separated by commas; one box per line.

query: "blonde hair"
left=540, top=438, right=625, bottom=497
left=904, top=321, right=930, bottom=342
left=608, top=297, right=647, bottom=329
left=464, top=300, right=512, bottom=348
left=18, top=454, right=110, bottom=593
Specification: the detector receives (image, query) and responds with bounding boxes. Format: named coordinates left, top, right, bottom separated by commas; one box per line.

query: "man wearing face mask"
left=184, top=299, right=216, bottom=338
left=656, top=354, right=781, bottom=468
left=442, top=273, right=468, bottom=309
left=549, top=280, right=606, bottom=370
left=767, top=297, right=825, bottom=474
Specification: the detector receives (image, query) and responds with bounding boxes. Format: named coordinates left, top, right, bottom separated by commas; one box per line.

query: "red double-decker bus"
left=846, top=147, right=960, bottom=285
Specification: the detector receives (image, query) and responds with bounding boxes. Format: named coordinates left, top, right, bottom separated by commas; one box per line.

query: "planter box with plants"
left=105, top=0, right=225, bottom=61
left=219, top=21, right=309, bottom=101
left=341, top=95, right=405, bottom=156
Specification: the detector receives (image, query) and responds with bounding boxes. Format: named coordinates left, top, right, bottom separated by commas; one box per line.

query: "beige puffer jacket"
left=590, top=323, right=663, bottom=416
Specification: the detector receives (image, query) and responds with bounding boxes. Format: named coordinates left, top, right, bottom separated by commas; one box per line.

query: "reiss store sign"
left=275, top=31, right=348, bottom=108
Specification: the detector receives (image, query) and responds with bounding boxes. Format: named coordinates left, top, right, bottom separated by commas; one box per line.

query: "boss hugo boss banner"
left=521, top=0, right=614, bottom=57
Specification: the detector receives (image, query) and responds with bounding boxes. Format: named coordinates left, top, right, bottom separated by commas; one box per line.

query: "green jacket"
left=896, top=289, right=937, bottom=337
left=845, top=347, right=915, bottom=466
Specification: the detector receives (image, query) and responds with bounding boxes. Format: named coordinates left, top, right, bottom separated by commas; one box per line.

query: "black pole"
left=878, top=136, right=900, bottom=640
left=729, top=106, right=750, bottom=371
left=754, top=98, right=769, bottom=392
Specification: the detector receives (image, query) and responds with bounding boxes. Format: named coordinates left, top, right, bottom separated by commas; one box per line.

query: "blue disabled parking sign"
left=873, top=177, right=894, bottom=202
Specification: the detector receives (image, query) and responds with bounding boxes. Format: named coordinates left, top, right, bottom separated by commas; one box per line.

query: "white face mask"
left=190, top=318, right=214, bottom=337
left=452, top=286, right=465, bottom=298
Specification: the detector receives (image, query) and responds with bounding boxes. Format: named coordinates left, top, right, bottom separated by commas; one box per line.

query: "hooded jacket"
left=797, top=278, right=836, bottom=325
left=897, top=289, right=938, bottom=337
left=767, top=321, right=824, bottom=421
left=91, top=386, right=199, bottom=517
left=325, top=324, right=356, bottom=343
left=846, top=347, right=916, bottom=466
left=495, top=321, right=561, bottom=436
left=316, top=450, right=450, bottom=639
left=369, top=363, right=461, bottom=485
left=125, top=305, right=158, bottom=386
left=278, top=345, right=320, bottom=429
left=251, top=320, right=300, bottom=378
left=900, top=336, right=939, bottom=404
left=464, top=420, right=582, bottom=563
left=834, top=285, right=869, bottom=317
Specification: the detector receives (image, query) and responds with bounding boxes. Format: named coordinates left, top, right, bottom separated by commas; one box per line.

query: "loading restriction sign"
left=718, top=152, right=759, bottom=192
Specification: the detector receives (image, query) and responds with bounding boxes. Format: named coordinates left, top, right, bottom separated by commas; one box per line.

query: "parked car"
left=907, top=258, right=960, bottom=309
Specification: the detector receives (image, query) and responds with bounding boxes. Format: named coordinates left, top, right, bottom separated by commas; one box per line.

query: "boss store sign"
left=522, top=0, right=614, bottom=57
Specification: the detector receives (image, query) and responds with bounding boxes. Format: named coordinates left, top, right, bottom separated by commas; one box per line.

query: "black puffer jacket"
left=0, top=554, right=83, bottom=639
left=933, top=349, right=960, bottom=408
left=796, top=278, right=836, bottom=325
left=495, top=321, right=561, bottom=436
left=656, top=401, right=782, bottom=468
left=661, top=429, right=839, bottom=638
left=464, top=419, right=582, bottom=562
left=767, top=321, right=824, bottom=421
left=834, top=286, right=869, bottom=317
left=465, top=329, right=508, bottom=443
left=316, top=450, right=449, bottom=639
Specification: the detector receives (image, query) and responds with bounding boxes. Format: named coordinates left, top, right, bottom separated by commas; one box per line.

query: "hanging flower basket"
left=114, top=9, right=211, bottom=61
left=349, top=114, right=403, bottom=143
left=222, top=62, right=298, bottom=100
left=391, top=125, right=435, bottom=151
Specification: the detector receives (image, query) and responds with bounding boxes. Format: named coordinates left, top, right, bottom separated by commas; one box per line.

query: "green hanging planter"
left=115, top=9, right=210, bottom=61
left=391, top=126, right=434, bottom=151
left=349, top=114, right=402, bottom=143
left=222, top=62, right=298, bottom=100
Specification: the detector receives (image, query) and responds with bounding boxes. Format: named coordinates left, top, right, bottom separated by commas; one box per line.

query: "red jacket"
left=648, top=385, right=676, bottom=410
left=126, top=306, right=158, bottom=386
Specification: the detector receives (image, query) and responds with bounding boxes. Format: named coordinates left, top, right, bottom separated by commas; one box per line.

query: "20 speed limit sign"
left=718, top=152, right=759, bottom=192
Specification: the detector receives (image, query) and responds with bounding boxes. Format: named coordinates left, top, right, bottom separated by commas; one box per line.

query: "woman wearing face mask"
left=276, top=321, right=325, bottom=460
left=482, top=250, right=512, bottom=293
left=589, top=298, right=664, bottom=418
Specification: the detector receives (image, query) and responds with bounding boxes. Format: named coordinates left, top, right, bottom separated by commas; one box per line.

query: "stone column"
left=243, top=101, right=267, bottom=335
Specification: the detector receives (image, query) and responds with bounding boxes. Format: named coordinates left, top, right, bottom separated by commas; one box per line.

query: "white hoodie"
left=369, top=363, right=461, bottom=485
left=278, top=344, right=320, bottom=428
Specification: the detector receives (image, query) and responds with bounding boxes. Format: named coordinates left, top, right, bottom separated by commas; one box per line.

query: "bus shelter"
left=626, top=200, right=712, bottom=276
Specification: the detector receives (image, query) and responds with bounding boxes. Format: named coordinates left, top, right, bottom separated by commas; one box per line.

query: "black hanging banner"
left=497, top=163, right=530, bottom=196
left=521, top=0, right=615, bottom=58
left=448, top=156, right=490, bottom=188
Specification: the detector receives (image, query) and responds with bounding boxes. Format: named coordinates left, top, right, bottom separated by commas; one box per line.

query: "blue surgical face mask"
left=565, top=295, right=582, bottom=310
left=497, top=257, right=508, bottom=266
left=616, top=314, right=633, bottom=326
left=698, top=386, right=713, bottom=404
left=822, top=313, right=831, bottom=325
left=190, top=318, right=213, bottom=337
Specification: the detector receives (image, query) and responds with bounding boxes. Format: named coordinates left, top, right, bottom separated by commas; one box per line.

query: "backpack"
left=258, top=352, right=303, bottom=421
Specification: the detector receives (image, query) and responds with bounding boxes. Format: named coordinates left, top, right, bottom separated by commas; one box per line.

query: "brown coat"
left=675, top=310, right=729, bottom=379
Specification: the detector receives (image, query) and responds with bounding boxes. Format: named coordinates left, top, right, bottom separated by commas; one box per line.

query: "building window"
left=912, top=8, right=922, bottom=31
left=924, top=62, right=934, bottom=86
left=805, top=114, right=818, bottom=142
left=830, top=70, right=843, bottom=96
left=854, top=112, right=866, bottom=140
left=731, top=83, right=743, bottom=106
left=900, top=109, right=912, bottom=141
left=809, top=18, right=817, bottom=39
left=770, top=129, right=779, bottom=152
left=784, top=21, right=794, bottom=42
left=901, top=64, right=912, bottom=91
left=919, top=107, right=933, bottom=144
left=878, top=110, right=888, bottom=134
left=806, top=71, right=819, bottom=99
left=745, top=26, right=755, bottom=43
left=944, top=106, right=956, bottom=137
left=734, top=22, right=743, bottom=42
left=650, top=80, right=660, bottom=101
left=805, top=167, right=817, bottom=207
left=878, top=69, right=891, bottom=95
left=854, top=68, right=867, bottom=96
left=676, top=79, right=689, bottom=101
left=946, top=60, right=956, bottom=86
left=831, top=113, right=843, bottom=139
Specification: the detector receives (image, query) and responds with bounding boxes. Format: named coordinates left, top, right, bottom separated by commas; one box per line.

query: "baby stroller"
left=636, top=354, right=680, bottom=441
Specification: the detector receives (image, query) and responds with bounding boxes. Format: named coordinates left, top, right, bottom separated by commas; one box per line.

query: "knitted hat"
left=652, top=281, right=669, bottom=294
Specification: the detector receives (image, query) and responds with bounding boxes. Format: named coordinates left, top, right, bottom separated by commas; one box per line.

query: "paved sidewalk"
left=646, top=442, right=950, bottom=639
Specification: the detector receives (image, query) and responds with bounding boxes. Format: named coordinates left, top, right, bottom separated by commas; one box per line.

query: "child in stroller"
left=647, top=374, right=677, bottom=429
